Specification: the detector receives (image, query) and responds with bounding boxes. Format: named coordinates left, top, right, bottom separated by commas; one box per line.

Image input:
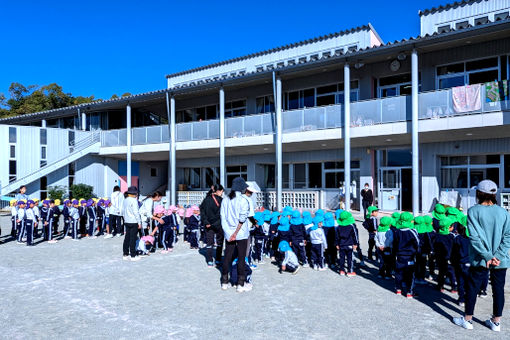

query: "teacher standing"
left=454, top=180, right=510, bottom=332
left=201, top=184, right=224, bottom=267
left=361, top=183, right=373, bottom=218
left=220, top=177, right=251, bottom=292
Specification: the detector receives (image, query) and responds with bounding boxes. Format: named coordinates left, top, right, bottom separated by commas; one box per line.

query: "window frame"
left=436, top=56, right=501, bottom=90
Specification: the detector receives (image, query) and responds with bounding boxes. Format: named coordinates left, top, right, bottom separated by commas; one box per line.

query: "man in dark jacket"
left=361, top=183, right=374, bottom=218
left=200, top=184, right=225, bottom=267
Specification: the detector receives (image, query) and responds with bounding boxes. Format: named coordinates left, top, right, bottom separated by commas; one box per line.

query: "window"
left=150, top=168, right=157, bottom=177
left=308, top=163, right=322, bottom=188
left=263, top=164, right=275, bottom=188
left=285, top=88, right=315, bottom=110
left=184, top=168, right=201, bottom=189
left=196, top=105, right=217, bottom=121
left=294, top=164, right=306, bottom=188
left=381, top=149, right=412, bottom=167
left=40, top=129, right=47, bottom=145
left=9, top=160, right=16, bottom=182
left=225, top=100, right=246, bottom=117
left=176, top=109, right=194, bottom=123
left=226, top=165, right=248, bottom=187
left=205, top=167, right=220, bottom=187
left=437, top=57, right=500, bottom=89
left=256, top=95, right=275, bottom=113
left=68, top=162, right=75, bottom=189
left=440, top=155, right=501, bottom=189
left=324, top=161, right=360, bottom=188
left=379, top=74, right=414, bottom=97
left=41, top=146, right=47, bottom=160
left=10, top=145, right=15, bottom=158
left=505, top=155, right=510, bottom=188
left=9, top=127, right=16, bottom=143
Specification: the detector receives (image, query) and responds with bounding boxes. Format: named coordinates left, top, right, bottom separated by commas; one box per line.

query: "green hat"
left=459, top=213, right=467, bottom=227
left=391, top=212, right=401, bottom=226
left=366, top=205, right=379, bottom=219
left=446, top=207, right=461, bottom=223
left=439, top=217, right=454, bottom=235
left=432, top=204, right=446, bottom=220
left=414, top=216, right=427, bottom=234
left=422, top=215, right=434, bottom=233
left=378, top=216, right=392, bottom=232
left=397, top=212, right=414, bottom=229
left=337, top=211, right=356, bottom=226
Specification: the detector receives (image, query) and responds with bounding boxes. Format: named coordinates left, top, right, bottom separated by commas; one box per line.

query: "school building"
left=1, top=0, right=510, bottom=213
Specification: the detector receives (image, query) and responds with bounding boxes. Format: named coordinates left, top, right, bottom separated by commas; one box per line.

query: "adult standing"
left=454, top=180, right=510, bottom=332
left=139, top=191, right=163, bottom=237
left=361, top=183, right=373, bottom=218
left=200, top=184, right=224, bottom=267
left=15, top=185, right=28, bottom=201
left=220, top=177, right=252, bottom=292
left=110, top=186, right=124, bottom=237
left=122, top=186, right=142, bottom=262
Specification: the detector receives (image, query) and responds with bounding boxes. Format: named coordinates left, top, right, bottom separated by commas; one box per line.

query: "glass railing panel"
left=192, top=121, right=209, bottom=140
left=146, top=126, right=162, bottom=144
left=176, top=123, right=191, bottom=142
left=282, top=110, right=303, bottom=133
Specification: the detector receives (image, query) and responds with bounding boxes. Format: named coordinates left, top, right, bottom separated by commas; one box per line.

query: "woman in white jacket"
left=220, top=177, right=252, bottom=292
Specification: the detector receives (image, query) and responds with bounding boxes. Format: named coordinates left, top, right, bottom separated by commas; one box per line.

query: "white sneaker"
left=89, top=236, right=97, bottom=239
left=64, top=236, right=71, bottom=239
left=319, top=267, right=327, bottom=271
left=130, top=256, right=141, bottom=262
left=453, top=316, right=473, bottom=330
left=116, top=234, right=121, bottom=238
left=302, top=263, right=310, bottom=268
left=48, top=240, right=58, bottom=244
left=104, top=234, right=113, bottom=239
left=236, top=284, right=252, bottom=293
left=221, top=284, right=229, bottom=291
left=485, top=318, right=501, bottom=332
left=123, top=256, right=130, bottom=261
left=292, top=266, right=301, bottom=275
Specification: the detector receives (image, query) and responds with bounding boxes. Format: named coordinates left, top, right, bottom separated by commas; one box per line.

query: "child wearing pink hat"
left=137, top=235, right=155, bottom=255
left=151, top=205, right=172, bottom=254
left=167, top=205, right=179, bottom=245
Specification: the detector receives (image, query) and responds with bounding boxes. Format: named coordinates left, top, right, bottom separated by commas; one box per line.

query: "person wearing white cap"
left=453, top=179, right=510, bottom=332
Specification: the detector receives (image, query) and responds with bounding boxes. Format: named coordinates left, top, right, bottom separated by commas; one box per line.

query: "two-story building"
left=1, top=0, right=510, bottom=213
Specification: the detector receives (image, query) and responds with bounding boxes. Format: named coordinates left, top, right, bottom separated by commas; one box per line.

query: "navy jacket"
left=418, top=231, right=435, bottom=255
left=335, top=224, right=358, bottom=249
left=394, top=228, right=420, bottom=257
left=40, top=206, right=49, bottom=221
left=188, top=215, right=201, bottom=230
left=278, top=229, right=292, bottom=243
left=434, top=233, right=455, bottom=262
left=52, top=206, right=61, bottom=219
left=432, top=218, right=441, bottom=232
left=290, top=223, right=307, bottom=241
left=269, top=223, right=279, bottom=240
left=451, top=234, right=470, bottom=265
left=62, top=206, right=70, bottom=220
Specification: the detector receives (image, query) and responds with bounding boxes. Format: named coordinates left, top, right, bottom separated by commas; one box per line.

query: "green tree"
left=70, top=183, right=95, bottom=200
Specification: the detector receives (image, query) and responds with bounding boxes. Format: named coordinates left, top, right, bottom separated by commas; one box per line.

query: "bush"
left=70, top=183, right=95, bottom=200
left=47, top=185, right=67, bottom=200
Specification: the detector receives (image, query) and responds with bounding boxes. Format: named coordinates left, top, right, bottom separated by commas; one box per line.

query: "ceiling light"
left=397, top=53, right=407, bottom=61
left=386, top=139, right=392, bottom=142
left=466, top=133, right=473, bottom=136
left=321, top=143, right=327, bottom=147
left=263, top=147, right=269, bottom=151
left=354, top=62, right=364, bottom=69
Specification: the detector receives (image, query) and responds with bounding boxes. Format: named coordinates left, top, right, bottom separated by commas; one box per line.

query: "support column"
left=80, top=108, right=86, bottom=131
left=169, top=94, right=176, bottom=205
left=126, top=104, right=132, bottom=187
left=344, top=63, right=351, bottom=212
left=219, top=87, right=226, bottom=186
left=41, top=119, right=47, bottom=128
left=276, top=77, right=283, bottom=211
left=412, top=49, right=420, bottom=215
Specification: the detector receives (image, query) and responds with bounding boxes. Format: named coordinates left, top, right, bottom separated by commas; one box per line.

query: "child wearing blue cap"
left=69, top=200, right=81, bottom=240
left=290, top=210, right=308, bottom=267
left=309, top=216, right=327, bottom=271
left=87, top=199, right=97, bottom=238
left=79, top=199, right=88, bottom=237
left=252, top=212, right=268, bottom=264
left=42, top=200, right=57, bottom=243
left=278, top=241, right=300, bottom=275
left=335, top=211, right=358, bottom=276
left=323, top=211, right=337, bottom=268
left=62, top=200, right=72, bottom=239
left=51, top=200, right=61, bottom=236
left=268, top=212, right=280, bottom=260
left=96, top=200, right=106, bottom=237
left=16, top=201, right=27, bottom=244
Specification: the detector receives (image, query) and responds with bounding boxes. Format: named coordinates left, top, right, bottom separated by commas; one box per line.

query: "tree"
left=70, top=183, right=95, bottom=200
left=121, top=92, right=132, bottom=97
left=47, top=185, right=67, bottom=200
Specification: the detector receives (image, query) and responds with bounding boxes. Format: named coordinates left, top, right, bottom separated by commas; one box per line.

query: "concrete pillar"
left=80, top=109, right=86, bottom=131
left=219, top=87, right=226, bottom=186
left=168, top=93, right=176, bottom=205
left=344, top=63, right=351, bottom=211
left=412, top=49, right=420, bottom=215
left=126, top=104, right=132, bottom=187
left=276, top=77, right=283, bottom=211
left=41, top=119, right=47, bottom=128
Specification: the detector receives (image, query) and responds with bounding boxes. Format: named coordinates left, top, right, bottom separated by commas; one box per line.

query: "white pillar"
left=41, top=119, right=47, bottom=128
left=80, top=109, right=86, bottom=131
left=170, top=95, right=176, bottom=205
left=412, top=49, right=420, bottom=215
left=344, top=63, right=351, bottom=212
left=126, top=104, right=132, bottom=187
left=276, top=77, right=283, bottom=211
left=219, top=87, right=226, bottom=186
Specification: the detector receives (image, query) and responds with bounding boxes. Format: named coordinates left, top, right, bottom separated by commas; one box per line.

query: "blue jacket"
left=290, top=223, right=307, bottom=241
left=394, top=228, right=420, bottom=257
left=418, top=231, right=435, bottom=255
left=451, top=234, right=470, bottom=265
left=188, top=215, right=200, bottom=229
left=335, top=224, right=358, bottom=249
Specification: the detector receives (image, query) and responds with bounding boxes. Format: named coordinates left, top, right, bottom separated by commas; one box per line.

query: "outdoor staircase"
left=1, top=132, right=101, bottom=196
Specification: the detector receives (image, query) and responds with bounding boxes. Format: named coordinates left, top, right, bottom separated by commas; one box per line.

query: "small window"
left=40, top=129, right=47, bottom=145
left=437, top=63, right=464, bottom=76
left=455, top=21, right=469, bottom=30
left=41, top=146, right=47, bottom=160
left=10, top=145, right=15, bottom=158
left=9, top=127, right=16, bottom=143
left=150, top=168, right=157, bottom=177
left=9, top=160, right=16, bottom=175
left=40, top=161, right=47, bottom=167
left=466, top=57, right=498, bottom=71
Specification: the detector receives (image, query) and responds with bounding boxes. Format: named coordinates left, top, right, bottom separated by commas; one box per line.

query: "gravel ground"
left=0, top=214, right=508, bottom=340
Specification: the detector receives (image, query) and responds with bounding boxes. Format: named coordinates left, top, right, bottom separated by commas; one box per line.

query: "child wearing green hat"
left=375, top=216, right=394, bottom=279
left=451, top=222, right=470, bottom=307
left=415, top=216, right=435, bottom=285
left=432, top=203, right=446, bottom=232
left=394, top=212, right=420, bottom=298
left=335, top=211, right=358, bottom=277
left=363, top=206, right=379, bottom=261
left=434, top=217, right=457, bottom=293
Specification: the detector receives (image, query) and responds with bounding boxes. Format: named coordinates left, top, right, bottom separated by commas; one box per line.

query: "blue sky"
left=0, top=0, right=447, bottom=101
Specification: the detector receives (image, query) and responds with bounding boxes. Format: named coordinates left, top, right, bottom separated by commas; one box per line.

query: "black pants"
left=437, top=259, right=457, bottom=290
left=362, top=200, right=370, bottom=218
left=367, top=236, right=376, bottom=260
left=395, top=255, right=415, bottom=294
left=221, top=239, right=248, bottom=286
left=465, top=266, right=507, bottom=317
left=338, top=247, right=353, bottom=273
left=205, top=228, right=224, bottom=263
left=377, top=248, right=392, bottom=277
left=110, top=214, right=123, bottom=235
left=123, top=223, right=138, bottom=258
left=455, top=263, right=470, bottom=303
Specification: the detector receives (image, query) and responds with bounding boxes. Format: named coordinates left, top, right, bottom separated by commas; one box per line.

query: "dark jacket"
left=200, top=194, right=223, bottom=231
left=335, top=224, right=358, bottom=249
left=434, top=233, right=455, bottom=262
left=290, top=223, right=307, bottom=241
left=394, top=228, right=420, bottom=257
left=451, top=234, right=470, bottom=265
left=361, top=189, right=373, bottom=204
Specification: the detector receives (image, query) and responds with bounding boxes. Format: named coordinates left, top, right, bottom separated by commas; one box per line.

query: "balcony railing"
left=100, top=82, right=509, bottom=147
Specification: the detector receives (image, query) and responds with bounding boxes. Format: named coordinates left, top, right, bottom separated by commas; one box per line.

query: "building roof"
left=1, top=16, right=509, bottom=125
left=419, top=0, right=487, bottom=16
left=165, top=23, right=383, bottom=79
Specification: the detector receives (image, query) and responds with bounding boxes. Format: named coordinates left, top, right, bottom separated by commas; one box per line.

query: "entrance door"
left=379, top=167, right=413, bottom=211
left=401, top=168, right=412, bottom=211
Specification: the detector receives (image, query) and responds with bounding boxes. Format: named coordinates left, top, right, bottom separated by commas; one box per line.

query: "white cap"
left=476, top=179, right=498, bottom=194
left=245, top=181, right=260, bottom=193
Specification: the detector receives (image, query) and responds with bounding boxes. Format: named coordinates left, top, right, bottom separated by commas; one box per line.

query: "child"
left=87, top=199, right=97, bottom=238
left=277, top=216, right=291, bottom=243
left=434, top=217, right=457, bottom=293
left=151, top=205, right=174, bottom=253
left=187, top=205, right=201, bottom=249
left=16, top=200, right=27, bottom=244
left=268, top=212, right=280, bottom=260
left=323, top=212, right=337, bottom=267
left=24, top=200, right=37, bottom=246
left=136, top=235, right=155, bottom=256
left=252, top=212, right=268, bottom=264
left=446, top=207, right=461, bottom=234
left=32, top=199, right=40, bottom=238
left=45, top=200, right=58, bottom=243
left=414, top=216, right=434, bottom=284
left=183, top=207, right=192, bottom=243
left=69, top=200, right=80, bottom=240
left=278, top=241, right=300, bottom=275
left=290, top=210, right=308, bottom=267
left=79, top=199, right=88, bottom=237
left=432, top=204, right=446, bottom=232
left=262, top=210, right=272, bottom=258
left=96, top=199, right=106, bottom=237
left=52, top=199, right=61, bottom=236
left=394, top=212, right=420, bottom=298
left=104, top=200, right=114, bottom=239
left=62, top=200, right=72, bottom=238
left=167, top=205, right=179, bottom=245
left=451, top=222, right=470, bottom=307
left=335, top=211, right=358, bottom=276
left=308, top=216, right=327, bottom=271
left=375, top=216, right=393, bottom=279
left=302, top=211, right=313, bottom=230
left=363, top=205, right=379, bottom=261
left=10, top=199, right=17, bottom=238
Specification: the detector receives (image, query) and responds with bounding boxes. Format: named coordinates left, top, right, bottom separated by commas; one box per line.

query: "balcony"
left=100, top=82, right=509, bottom=147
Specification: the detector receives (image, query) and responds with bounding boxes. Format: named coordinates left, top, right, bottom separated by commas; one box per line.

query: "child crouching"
left=278, top=241, right=300, bottom=275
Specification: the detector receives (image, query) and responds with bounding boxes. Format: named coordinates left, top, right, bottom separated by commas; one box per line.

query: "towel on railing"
left=485, top=80, right=509, bottom=102
left=452, top=84, right=481, bottom=113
